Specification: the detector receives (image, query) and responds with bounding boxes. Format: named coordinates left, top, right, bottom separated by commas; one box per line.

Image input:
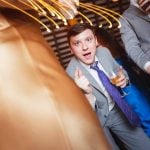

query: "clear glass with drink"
left=108, top=67, right=128, bottom=97
left=109, top=71, right=120, bottom=85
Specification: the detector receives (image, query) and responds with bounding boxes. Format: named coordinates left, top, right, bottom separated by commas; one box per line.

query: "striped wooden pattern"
left=41, top=0, right=129, bottom=68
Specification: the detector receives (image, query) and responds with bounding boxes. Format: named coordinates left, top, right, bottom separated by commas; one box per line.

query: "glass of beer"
left=109, top=71, right=120, bottom=85
left=108, top=69, right=128, bottom=97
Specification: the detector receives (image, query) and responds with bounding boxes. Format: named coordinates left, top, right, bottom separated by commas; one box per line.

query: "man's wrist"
left=85, top=93, right=94, bottom=99
left=85, top=93, right=96, bottom=110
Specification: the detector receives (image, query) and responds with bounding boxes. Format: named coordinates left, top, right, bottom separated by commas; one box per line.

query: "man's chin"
left=82, top=59, right=94, bottom=65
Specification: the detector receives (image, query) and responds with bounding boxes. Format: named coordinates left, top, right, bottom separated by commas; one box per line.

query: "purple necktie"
left=91, top=61, right=141, bottom=127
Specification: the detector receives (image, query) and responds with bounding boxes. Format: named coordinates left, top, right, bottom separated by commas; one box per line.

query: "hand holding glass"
left=108, top=67, right=128, bottom=97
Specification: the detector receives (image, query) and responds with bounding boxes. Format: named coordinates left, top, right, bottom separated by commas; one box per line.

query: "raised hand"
left=74, top=67, right=96, bottom=109
left=74, top=67, right=92, bottom=94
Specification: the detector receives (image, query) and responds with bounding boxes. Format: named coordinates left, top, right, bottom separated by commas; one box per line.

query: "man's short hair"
left=67, top=23, right=95, bottom=44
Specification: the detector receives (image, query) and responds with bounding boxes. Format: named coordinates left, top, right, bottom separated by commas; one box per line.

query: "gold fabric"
left=0, top=10, right=110, bottom=150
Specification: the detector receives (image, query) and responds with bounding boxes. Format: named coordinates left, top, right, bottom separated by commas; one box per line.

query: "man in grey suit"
left=120, top=0, right=150, bottom=74
left=66, top=23, right=150, bottom=150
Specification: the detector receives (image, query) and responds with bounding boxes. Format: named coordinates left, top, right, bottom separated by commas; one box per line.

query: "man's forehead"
left=70, top=29, right=94, bottom=41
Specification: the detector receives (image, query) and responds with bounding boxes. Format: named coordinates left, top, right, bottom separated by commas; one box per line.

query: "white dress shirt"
left=80, top=57, right=115, bottom=111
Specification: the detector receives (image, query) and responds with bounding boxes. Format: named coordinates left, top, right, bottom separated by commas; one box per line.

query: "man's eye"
left=74, top=42, right=80, bottom=46
left=87, top=37, right=92, bottom=41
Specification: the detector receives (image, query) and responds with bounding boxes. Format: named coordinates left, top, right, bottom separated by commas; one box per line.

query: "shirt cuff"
left=144, top=61, right=150, bottom=71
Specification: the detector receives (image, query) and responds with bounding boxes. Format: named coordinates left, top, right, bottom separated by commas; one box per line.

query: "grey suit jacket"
left=66, top=47, right=128, bottom=126
left=120, top=5, right=150, bottom=70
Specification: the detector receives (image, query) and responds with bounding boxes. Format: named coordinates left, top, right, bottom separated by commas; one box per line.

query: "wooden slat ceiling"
left=41, top=0, right=129, bottom=68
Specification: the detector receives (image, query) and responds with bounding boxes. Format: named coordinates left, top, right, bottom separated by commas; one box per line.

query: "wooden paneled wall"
left=41, top=0, right=130, bottom=68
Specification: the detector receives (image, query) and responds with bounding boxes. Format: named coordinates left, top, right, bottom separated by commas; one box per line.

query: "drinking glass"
left=108, top=70, right=128, bottom=97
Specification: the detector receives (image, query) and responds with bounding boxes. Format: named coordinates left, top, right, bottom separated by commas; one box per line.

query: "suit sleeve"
left=120, top=17, right=150, bottom=70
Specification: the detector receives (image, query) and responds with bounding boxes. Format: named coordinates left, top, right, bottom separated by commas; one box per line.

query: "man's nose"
left=82, top=43, right=88, bottom=50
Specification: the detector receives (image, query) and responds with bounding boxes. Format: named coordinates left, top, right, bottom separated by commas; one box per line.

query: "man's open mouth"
left=83, top=52, right=91, bottom=59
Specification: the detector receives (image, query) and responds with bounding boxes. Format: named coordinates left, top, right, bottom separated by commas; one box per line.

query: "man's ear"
left=70, top=47, right=74, bottom=54
left=95, top=36, right=99, bottom=47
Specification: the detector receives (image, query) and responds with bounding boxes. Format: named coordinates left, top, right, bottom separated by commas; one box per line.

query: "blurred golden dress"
left=0, top=6, right=110, bottom=150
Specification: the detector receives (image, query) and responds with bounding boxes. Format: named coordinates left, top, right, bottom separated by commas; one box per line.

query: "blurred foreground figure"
left=0, top=1, right=110, bottom=150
